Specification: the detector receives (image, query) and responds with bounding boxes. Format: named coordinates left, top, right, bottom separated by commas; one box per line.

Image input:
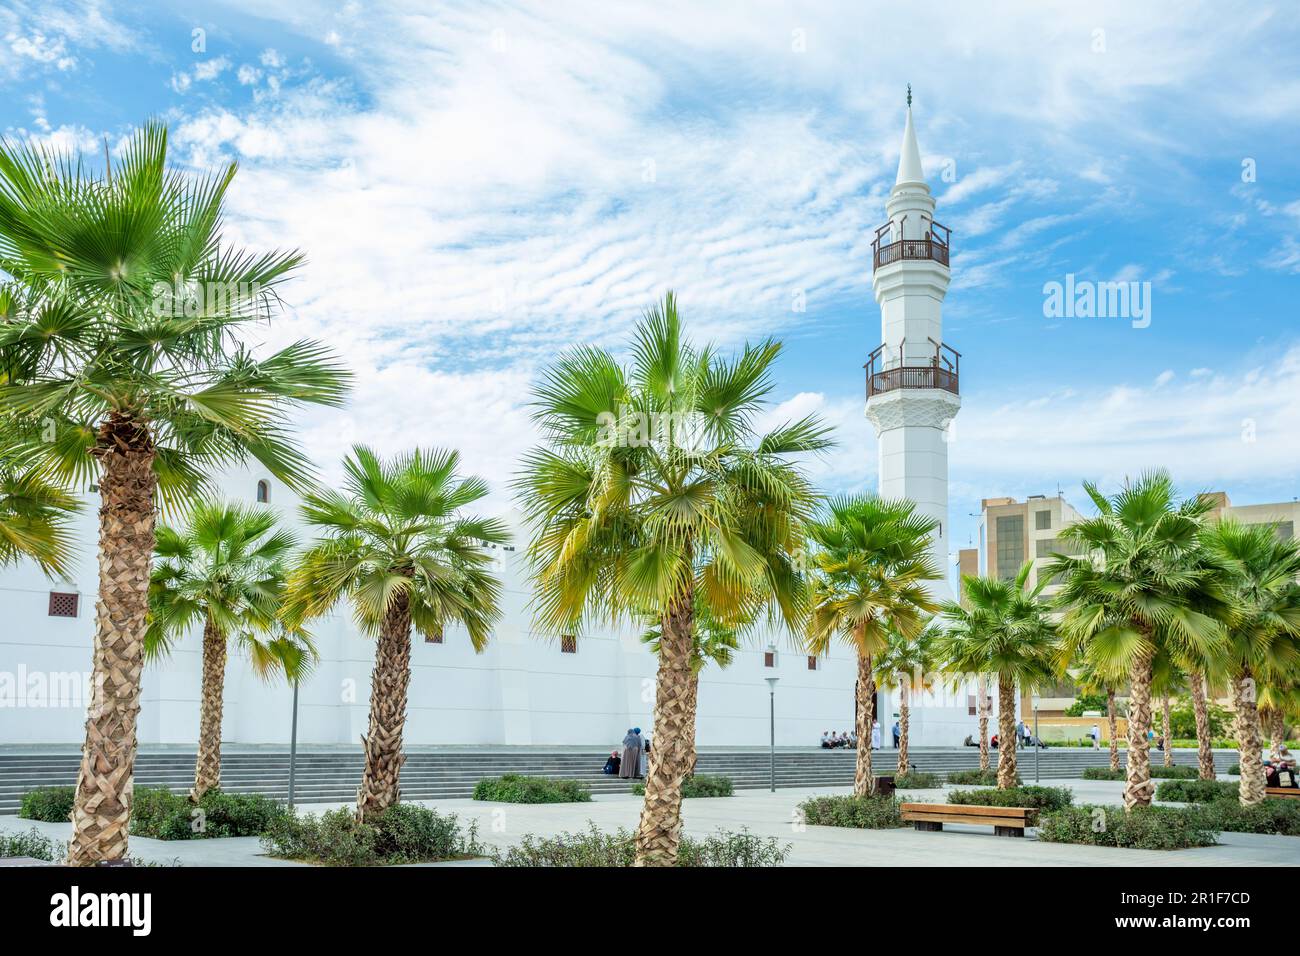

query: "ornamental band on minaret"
left=865, top=91, right=960, bottom=599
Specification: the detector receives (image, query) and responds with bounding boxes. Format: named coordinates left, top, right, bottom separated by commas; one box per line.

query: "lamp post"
left=1031, top=692, right=1041, bottom=784
left=287, top=679, right=300, bottom=810
left=765, top=677, right=780, bottom=792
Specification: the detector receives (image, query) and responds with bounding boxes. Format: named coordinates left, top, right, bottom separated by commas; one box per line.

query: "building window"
left=807, top=655, right=819, bottom=671
left=995, top=514, right=1025, bottom=580
left=48, top=592, right=79, bottom=618
left=763, top=650, right=776, bottom=668
left=256, top=480, right=270, bottom=503
left=425, top=629, right=443, bottom=644
left=1035, top=510, right=1051, bottom=530
left=1277, top=522, right=1294, bottom=541
left=560, top=634, right=577, bottom=654
left=967, top=694, right=977, bottom=716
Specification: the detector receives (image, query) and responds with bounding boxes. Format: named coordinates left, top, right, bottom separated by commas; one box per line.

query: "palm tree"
left=144, top=501, right=313, bottom=800
left=1073, top=658, right=1125, bottom=772
left=1185, top=665, right=1222, bottom=780
left=641, top=594, right=745, bottom=774
left=1258, top=677, right=1298, bottom=765
left=284, top=446, right=506, bottom=820
left=938, top=563, right=1056, bottom=789
left=0, top=439, right=78, bottom=575
left=518, top=293, right=828, bottom=866
left=0, top=124, right=350, bottom=864
left=1199, top=519, right=1300, bottom=805
left=876, top=618, right=939, bottom=776
left=805, top=496, right=940, bottom=796
left=1047, top=472, right=1228, bottom=810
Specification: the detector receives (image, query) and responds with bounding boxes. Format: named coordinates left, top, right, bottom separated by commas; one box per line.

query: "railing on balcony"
left=865, top=338, right=961, bottom=399
left=871, top=217, right=952, bottom=271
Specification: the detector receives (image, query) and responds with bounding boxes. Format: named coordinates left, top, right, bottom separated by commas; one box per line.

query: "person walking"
left=639, top=730, right=650, bottom=777
left=871, top=719, right=881, bottom=750
left=619, top=728, right=643, bottom=779
left=1091, top=723, right=1101, bottom=750
left=891, top=719, right=900, bottom=749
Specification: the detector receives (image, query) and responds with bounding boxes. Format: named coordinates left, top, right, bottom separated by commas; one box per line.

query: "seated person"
left=602, top=750, right=621, bottom=775
left=990, top=734, right=999, bottom=749
left=821, top=730, right=833, bottom=749
left=1274, top=745, right=1299, bottom=787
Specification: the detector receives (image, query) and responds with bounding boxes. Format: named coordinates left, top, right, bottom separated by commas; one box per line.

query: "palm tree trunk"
left=1107, top=687, right=1120, bottom=772
left=1232, top=668, right=1266, bottom=807
left=1189, top=670, right=1216, bottom=780
left=896, top=683, right=910, bottom=777
left=356, top=588, right=412, bottom=821
left=977, top=674, right=990, bottom=773
left=996, top=675, right=1017, bottom=789
left=68, top=421, right=156, bottom=866
left=1162, top=694, right=1173, bottom=767
left=634, top=590, right=695, bottom=866
left=191, top=619, right=227, bottom=801
left=1267, top=708, right=1286, bottom=764
left=853, top=650, right=875, bottom=796
left=682, top=671, right=699, bottom=777
left=1124, top=645, right=1156, bottom=810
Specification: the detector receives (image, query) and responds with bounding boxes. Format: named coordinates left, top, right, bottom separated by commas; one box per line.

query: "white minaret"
left=865, top=90, right=960, bottom=599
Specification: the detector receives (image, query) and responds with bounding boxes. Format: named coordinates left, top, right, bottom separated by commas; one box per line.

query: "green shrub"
left=1155, top=779, right=1238, bottom=804
left=130, top=787, right=290, bottom=839
left=491, top=823, right=788, bottom=867
left=261, top=804, right=481, bottom=865
left=797, top=794, right=905, bottom=829
left=1037, top=805, right=1219, bottom=849
left=1168, top=695, right=1229, bottom=739
left=1086, top=765, right=1199, bottom=780
left=1064, top=693, right=1111, bottom=717
left=630, top=774, right=734, bottom=798
left=945, top=768, right=1013, bottom=787
left=946, top=785, right=1073, bottom=812
left=472, top=774, right=592, bottom=804
left=1150, top=765, right=1199, bottom=779
left=1228, top=763, right=1240, bottom=775
left=0, top=827, right=59, bottom=861
left=893, top=771, right=942, bottom=789
left=18, top=785, right=76, bottom=822
left=1185, top=798, right=1300, bottom=836
left=1081, top=767, right=1125, bottom=780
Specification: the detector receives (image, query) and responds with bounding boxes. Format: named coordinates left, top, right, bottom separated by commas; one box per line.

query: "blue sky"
left=3, top=0, right=1299, bottom=582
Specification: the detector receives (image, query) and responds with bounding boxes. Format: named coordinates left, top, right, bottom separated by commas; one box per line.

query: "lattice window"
left=425, top=629, right=443, bottom=644
left=560, top=634, right=577, bottom=654
left=807, top=655, right=819, bottom=671
left=48, top=592, right=79, bottom=618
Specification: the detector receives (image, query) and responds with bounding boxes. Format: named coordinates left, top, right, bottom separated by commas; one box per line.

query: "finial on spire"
left=906, top=84, right=912, bottom=109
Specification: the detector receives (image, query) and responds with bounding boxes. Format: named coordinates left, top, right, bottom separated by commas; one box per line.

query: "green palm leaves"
left=0, top=121, right=350, bottom=504
left=938, top=563, right=1056, bottom=689
left=805, top=495, right=941, bottom=657
left=285, top=445, right=507, bottom=648
left=0, top=443, right=78, bottom=575
left=145, top=500, right=312, bottom=678
left=518, top=290, right=830, bottom=638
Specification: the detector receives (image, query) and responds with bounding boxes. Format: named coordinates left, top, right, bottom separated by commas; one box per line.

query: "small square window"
left=807, top=655, right=818, bottom=671
left=48, top=592, right=79, bottom=618
left=560, top=634, right=577, bottom=654
left=1035, top=510, right=1051, bottom=530
left=763, top=651, right=776, bottom=668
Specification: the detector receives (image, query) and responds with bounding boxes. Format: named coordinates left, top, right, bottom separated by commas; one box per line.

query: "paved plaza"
left=4, top=778, right=1296, bottom=867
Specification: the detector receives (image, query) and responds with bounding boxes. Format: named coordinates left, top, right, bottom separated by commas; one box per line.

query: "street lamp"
left=287, top=679, right=300, bottom=809
left=1031, top=692, right=1042, bottom=783
left=765, top=677, right=780, bottom=792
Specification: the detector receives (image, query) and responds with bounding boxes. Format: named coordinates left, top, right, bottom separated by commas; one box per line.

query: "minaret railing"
left=864, top=339, right=960, bottom=399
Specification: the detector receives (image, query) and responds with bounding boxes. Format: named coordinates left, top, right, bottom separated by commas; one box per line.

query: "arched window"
left=256, top=480, right=270, bottom=503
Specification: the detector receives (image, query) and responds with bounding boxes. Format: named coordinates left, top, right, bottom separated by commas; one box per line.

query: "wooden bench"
left=1266, top=787, right=1300, bottom=800
left=900, top=802, right=1036, bottom=837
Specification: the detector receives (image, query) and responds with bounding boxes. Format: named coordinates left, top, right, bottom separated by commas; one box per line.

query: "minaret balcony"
left=871, top=219, right=952, bottom=272
left=865, top=340, right=960, bottom=399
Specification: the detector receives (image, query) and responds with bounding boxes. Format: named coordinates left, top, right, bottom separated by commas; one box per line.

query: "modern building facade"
left=0, top=102, right=982, bottom=751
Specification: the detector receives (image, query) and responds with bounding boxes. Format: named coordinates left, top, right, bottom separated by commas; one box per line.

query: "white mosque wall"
left=0, top=466, right=979, bottom=749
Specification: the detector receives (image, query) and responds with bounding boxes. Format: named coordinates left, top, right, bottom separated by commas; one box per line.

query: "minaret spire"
left=895, top=93, right=926, bottom=188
